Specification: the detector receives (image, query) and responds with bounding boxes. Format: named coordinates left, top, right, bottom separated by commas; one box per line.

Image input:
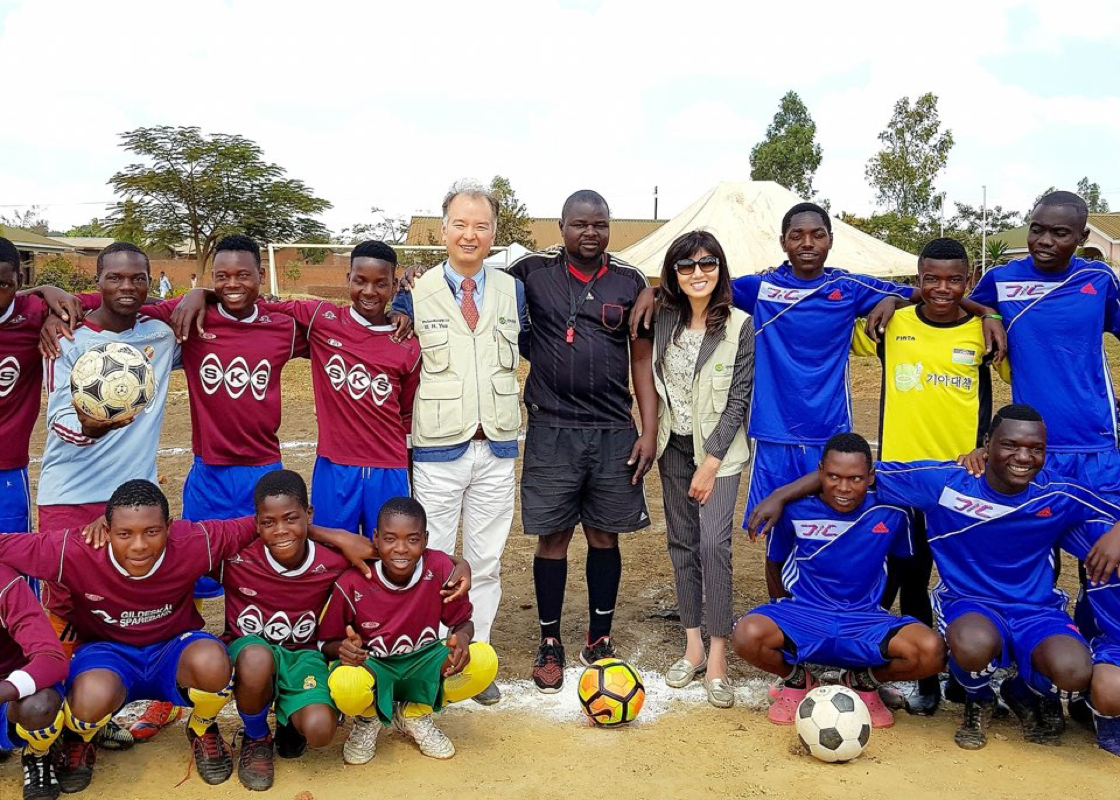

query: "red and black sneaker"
left=129, top=701, right=182, bottom=742
left=580, top=635, right=617, bottom=666
left=56, top=734, right=96, bottom=794
left=236, top=731, right=274, bottom=792
left=187, top=724, right=234, bottom=785
left=532, top=638, right=566, bottom=694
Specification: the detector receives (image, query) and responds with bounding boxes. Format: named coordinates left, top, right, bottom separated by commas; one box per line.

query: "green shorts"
left=229, top=635, right=335, bottom=725
left=333, top=640, right=450, bottom=725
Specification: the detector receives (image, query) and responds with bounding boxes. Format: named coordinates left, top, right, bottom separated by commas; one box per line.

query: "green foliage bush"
left=34, top=256, right=96, bottom=293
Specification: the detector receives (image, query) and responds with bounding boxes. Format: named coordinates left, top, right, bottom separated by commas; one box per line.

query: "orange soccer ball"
left=577, top=658, right=645, bottom=726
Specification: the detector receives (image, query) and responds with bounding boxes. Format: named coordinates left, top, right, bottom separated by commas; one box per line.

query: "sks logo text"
left=200, top=354, right=270, bottom=400
left=0, top=356, right=19, bottom=397
left=324, top=354, right=392, bottom=404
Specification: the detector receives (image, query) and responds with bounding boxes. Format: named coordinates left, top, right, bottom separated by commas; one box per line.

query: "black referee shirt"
left=508, top=249, right=652, bottom=429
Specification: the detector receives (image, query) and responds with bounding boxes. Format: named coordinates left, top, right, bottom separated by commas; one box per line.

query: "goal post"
left=264, top=243, right=512, bottom=296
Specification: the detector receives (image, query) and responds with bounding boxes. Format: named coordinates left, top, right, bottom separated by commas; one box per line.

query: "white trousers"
left=413, top=441, right=514, bottom=643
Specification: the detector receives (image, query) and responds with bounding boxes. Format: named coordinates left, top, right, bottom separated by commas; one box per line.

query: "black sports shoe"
left=274, top=720, right=307, bottom=760
left=953, top=698, right=995, bottom=750
left=187, top=724, right=234, bottom=785
left=22, top=752, right=60, bottom=800
left=236, top=731, right=274, bottom=792
left=56, top=734, right=96, bottom=794
left=93, top=720, right=134, bottom=751
left=580, top=635, right=617, bottom=666
left=532, top=638, right=566, bottom=694
left=1069, top=694, right=1095, bottom=730
left=999, top=679, right=1059, bottom=745
left=1040, top=695, right=1066, bottom=737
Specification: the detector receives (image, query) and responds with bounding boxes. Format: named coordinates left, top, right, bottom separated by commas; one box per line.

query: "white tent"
left=618, top=181, right=916, bottom=279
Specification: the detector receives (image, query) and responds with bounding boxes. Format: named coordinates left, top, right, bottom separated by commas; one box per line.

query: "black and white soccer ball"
left=70, top=342, right=156, bottom=422
left=796, top=686, right=872, bottom=763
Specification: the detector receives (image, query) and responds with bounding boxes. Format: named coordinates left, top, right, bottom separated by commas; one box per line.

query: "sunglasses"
left=674, top=256, right=720, bottom=275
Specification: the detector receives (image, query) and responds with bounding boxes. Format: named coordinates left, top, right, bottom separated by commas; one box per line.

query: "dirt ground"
left=8, top=352, right=1119, bottom=799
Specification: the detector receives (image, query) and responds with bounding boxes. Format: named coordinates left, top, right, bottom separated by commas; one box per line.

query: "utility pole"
left=653, top=186, right=659, bottom=220
left=939, top=195, right=945, bottom=238
left=981, top=185, right=988, bottom=274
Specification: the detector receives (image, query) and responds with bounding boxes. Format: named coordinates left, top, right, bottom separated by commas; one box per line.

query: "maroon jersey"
left=0, top=517, right=257, bottom=646
left=0, top=294, right=98, bottom=469
left=263, top=301, right=419, bottom=468
left=0, top=565, right=67, bottom=698
left=145, top=299, right=305, bottom=465
left=319, top=549, right=471, bottom=657
left=219, top=538, right=350, bottom=650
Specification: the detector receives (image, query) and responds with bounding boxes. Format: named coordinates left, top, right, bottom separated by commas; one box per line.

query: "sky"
left=1, top=0, right=1118, bottom=237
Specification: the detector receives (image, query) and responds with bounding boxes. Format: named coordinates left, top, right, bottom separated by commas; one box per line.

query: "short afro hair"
left=253, top=469, right=309, bottom=510
left=377, top=496, right=427, bottom=530
left=214, top=234, right=261, bottom=267
left=990, top=403, right=1044, bottom=436
left=96, top=241, right=150, bottom=275
left=822, top=432, right=873, bottom=470
left=781, top=202, right=832, bottom=236
left=350, top=240, right=398, bottom=266
left=106, top=479, right=169, bottom=525
left=1033, top=190, right=1089, bottom=228
left=0, top=237, right=21, bottom=273
left=561, top=189, right=610, bottom=221
left=919, top=237, right=969, bottom=267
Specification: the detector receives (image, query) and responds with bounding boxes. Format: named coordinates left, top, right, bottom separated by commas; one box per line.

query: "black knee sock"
left=586, top=546, right=622, bottom=641
left=533, top=556, right=567, bottom=642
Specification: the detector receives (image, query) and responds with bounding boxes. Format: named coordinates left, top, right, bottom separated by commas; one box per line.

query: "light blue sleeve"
left=45, top=342, right=95, bottom=447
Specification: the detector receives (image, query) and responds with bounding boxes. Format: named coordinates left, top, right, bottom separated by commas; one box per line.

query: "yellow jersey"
left=851, top=305, right=992, bottom=462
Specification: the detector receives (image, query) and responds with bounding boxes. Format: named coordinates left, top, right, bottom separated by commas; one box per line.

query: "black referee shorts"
left=520, top=425, right=651, bottom=536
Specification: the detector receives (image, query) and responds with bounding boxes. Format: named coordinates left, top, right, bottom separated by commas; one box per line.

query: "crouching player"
left=0, top=479, right=370, bottom=793
left=321, top=497, right=498, bottom=762
left=0, top=564, right=69, bottom=800
left=733, top=433, right=945, bottom=728
left=750, top=404, right=1120, bottom=750
left=220, top=471, right=471, bottom=789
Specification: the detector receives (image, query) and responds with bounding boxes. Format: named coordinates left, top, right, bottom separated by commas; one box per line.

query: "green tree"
left=340, top=207, right=410, bottom=245
left=840, top=211, right=933, bottom=254
left=105, top=199, right=150, bottom=247
left=865, top=93, right=954, bottom=219
left=1, top=207, right=50, bottom=236
left=33, top=255, right=96, bottom=292
left=947, top=202, right=1022, bottom=263
left=109, top=125, right=331, bottom=269
left=749, top=91, right=823, bottom=199
left=63, top=218, right=109, bottom=237
left=489, top=175, right=536, bottom=249
left=1077, top=177, right=1111, bottom=213
left=985, top=238, right=1011, bottom=268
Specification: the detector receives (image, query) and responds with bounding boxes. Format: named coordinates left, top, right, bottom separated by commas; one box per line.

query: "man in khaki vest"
left=391, top=180, right=528, bottom=706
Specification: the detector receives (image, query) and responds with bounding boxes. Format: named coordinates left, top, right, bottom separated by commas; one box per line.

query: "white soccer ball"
left=70, top=342, right=156, bottom=422
left=795, top=686, right=872, bottom=763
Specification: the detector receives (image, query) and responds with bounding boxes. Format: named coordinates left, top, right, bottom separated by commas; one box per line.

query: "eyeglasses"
left=674, top=256, right=720, bottom=275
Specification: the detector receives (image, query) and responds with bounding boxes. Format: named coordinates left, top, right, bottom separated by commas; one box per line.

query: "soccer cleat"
left=187, top=724, right=234, bottom=785
left=472, top=681, right=501, bottom=706
left=953, top=698, right=995, bottom=750
left=1096, top=714, right=1120, bottom=756
left=532, top=638, right=566, bottom=694
left=129, top=701, right=182, bottom=741
left=342, top=716, right=379, bottom=765
left=93, top=719, right=134, bottom=751
left=274, top=720, right=307, bottom=759
left=999, top=679, right=1060, bottom=745
left=393, top=710, right=455, bottom=760
left=56, top=735, right=96, bottom=794
left=236, top=731, right=274, bottom=792
left=580, top=635, right=617, bottom=666
left=1069, top=695, right=1095, bottom=730
left=905, top=689, right=941, bottom=716
left=767, top=667, right=814, bottom=726
left=1040, top=695, right=1066, bottom=737
left=22, top=752, right=60, bottom=800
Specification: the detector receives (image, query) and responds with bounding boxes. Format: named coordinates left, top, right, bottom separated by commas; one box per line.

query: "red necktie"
left=460, top=277, right=479, bottom=331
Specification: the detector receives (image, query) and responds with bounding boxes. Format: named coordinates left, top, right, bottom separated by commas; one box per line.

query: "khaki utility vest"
left=411, top=264, right=522, bottom=447
left=653, top=308, right=750, bottom=477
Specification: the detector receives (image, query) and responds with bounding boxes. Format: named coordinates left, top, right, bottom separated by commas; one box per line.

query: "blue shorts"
left=67, top=631, right=221, bottom=706
left=0, top=683, right=62, bottom=751
left=748, top=597, right=918, bottom=669
left=935, top=594, right=1087, bottom=692
left=0, top=466, right=31, bottom=533
left=744, top=442, right=825, bottom=528
left=1047, top=449, right=1120, bottom=506
left=182, top=458, right=282, bottom=598
left=1091, top=635, right=1120, bottom=668
left=311, top=456, right=409, bottom=538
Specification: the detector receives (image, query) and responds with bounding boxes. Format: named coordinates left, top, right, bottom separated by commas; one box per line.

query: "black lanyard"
left=565, top=260, right=605, bottom=344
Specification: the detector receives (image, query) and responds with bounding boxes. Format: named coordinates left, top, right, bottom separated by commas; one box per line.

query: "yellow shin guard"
left=328, top=665, right=376, bottom=718
left=186, top=681, right=233, bottom=736
left=402, top=643, right=499, bottom=718
left=62, top=703, right=111, bottom=743
left=17, top=709, right=64, bottom=756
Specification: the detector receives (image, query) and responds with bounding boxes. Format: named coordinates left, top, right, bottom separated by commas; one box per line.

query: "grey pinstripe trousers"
left=657, top=433, right=740, bottom=637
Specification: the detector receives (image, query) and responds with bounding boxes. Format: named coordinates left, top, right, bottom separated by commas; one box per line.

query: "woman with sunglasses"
left=651, top=230, right=754, bottom=707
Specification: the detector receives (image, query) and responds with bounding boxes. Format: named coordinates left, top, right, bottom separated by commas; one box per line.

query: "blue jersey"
left=970, top=256, right=1120, bottom=453
left=875, top=461, right=1120, bottom=606
left=767, top=492, right=913, bottom=610
left=1063, top=523, right=1120, bottom=641
left=732, top=264, right=910, bottom=445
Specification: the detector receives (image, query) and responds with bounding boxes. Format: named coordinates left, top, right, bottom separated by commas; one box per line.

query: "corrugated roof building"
left=992, top=213, right=1120, bottom=265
